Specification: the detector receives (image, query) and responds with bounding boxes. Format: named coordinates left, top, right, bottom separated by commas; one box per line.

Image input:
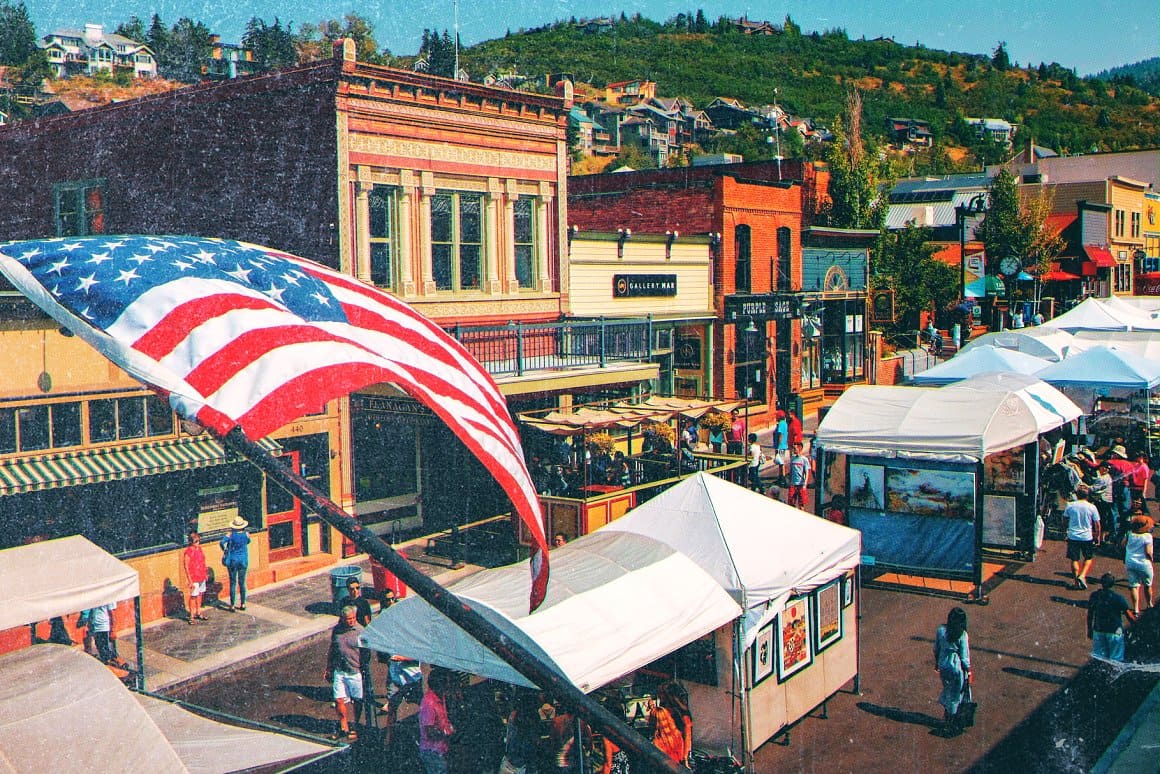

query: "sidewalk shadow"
left=1001, top=666, right=1070, bottom=685
left=305, top=601, right=339, bottom=615
left=1049, top=595, right=1088, bottom=608
left=997, top=571, right=1074, bottom=590
left=856, top=701, right=942, bottom=730
left=270, top=713, right=336, bottom=737
left=277, top=683, right=332, bottom=703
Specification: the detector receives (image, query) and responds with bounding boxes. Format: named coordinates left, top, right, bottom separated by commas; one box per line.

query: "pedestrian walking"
left=727, top=410, right=744, bottom=455
left=219, top=516, right=251, bottom=611
left=746, top=433, right=765, bottom=493
left=340, top=576, right=374, bottom=627
left=1087, top=573, right=1133, bottom=661
left=87, top=601, right=119, bottom=665
left=1123, top=513, right=1155, bottom=614
left=786, top=442, right=812, bottom=508
left=1064, top=488, right=1100, bottom=589
left=772, top=410, right=789, bottom=483
left=933, top=607, right=972, bottom=736
left=419, top=667, right=458, bottom=774
left=182, top=530, right=209, bottom=624
left=324, top=604, right=368, bottom=741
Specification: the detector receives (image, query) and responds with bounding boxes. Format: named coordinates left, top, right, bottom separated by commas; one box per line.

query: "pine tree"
left=0, top=1, right=37, bottom=66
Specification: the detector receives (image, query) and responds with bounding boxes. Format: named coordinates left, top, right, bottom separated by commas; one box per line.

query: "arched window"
left=734, top=224, right=751, bottom=293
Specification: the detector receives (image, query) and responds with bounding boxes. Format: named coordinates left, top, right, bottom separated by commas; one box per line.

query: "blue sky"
left=29, top=0, right=1160, bottom=76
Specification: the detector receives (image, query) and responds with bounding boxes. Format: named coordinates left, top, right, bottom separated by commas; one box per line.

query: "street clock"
left=998, top=256, right=1022, bottom=278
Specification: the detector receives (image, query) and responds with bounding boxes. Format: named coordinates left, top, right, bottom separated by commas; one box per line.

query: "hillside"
left=458, top=16, right=1160, bottom=158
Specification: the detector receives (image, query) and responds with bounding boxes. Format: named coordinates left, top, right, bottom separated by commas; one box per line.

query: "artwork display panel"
left=848, top=463, right=884, bottom=510
left=984, top=447, right=1026, bottom=494
left=813, top=580, right=842, bottom=652
left=884, top=467, right=975, bottom=519
left=752, top=622, right=775, bottom=685
left=777, top=597, right=813, bottom=681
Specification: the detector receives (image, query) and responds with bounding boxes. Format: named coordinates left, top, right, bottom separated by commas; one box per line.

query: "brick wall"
left=0, top=64, right=343, bottom=265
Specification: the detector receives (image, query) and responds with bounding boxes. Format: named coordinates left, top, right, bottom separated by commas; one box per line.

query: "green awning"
left=0, top=436, right=282, bottom=496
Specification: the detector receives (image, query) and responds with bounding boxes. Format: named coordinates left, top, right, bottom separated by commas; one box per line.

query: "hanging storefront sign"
left=724, top=293, right=802, bottom=323
left=675, top=336, right=702, bottom=369
left=613, top=274, right=677, bottom=297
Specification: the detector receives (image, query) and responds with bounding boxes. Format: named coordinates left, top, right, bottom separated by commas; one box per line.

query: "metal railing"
left=448, top=317, right=654, bottom=378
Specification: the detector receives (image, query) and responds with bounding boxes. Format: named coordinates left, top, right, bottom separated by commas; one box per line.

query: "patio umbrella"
left=1037, top=269, right=1081, bottom=282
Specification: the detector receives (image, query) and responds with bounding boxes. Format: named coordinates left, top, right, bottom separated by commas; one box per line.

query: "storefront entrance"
left=265, top=451, right=303, bottom=562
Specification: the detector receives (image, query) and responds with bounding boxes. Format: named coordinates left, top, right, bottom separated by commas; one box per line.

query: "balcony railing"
left=447, top=317, right=655, bottom=378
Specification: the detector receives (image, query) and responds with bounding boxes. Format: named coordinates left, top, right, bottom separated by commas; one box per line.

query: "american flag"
left=0, top=236, right=549, bottom=609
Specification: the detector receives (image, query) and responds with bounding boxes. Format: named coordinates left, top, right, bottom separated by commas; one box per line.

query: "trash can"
left=329, top=565, right=363, bottom=604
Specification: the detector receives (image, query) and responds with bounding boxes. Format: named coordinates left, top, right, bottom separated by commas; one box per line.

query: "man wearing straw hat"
left=219, top=516, right=251, bottom=611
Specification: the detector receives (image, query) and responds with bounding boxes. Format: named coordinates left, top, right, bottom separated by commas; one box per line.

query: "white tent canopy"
left=959, top=325, right=1081, bottom=362
left=1048, top=297, right=1160, bottom=332
left=911, top=344, right=1048, bottom=385
left=1072, top=330, right=1160, bottom=362
left=360, top=531, right=741, bottom=693
left=0, top=645, right=335, bottom=773
left=0, top=535, right=139, bottom=631
left=815, top=373, right=1083, bottom=463
left=1035, top=345, right=1160, bottom=410
left=603, top=472, right=861, bottom=648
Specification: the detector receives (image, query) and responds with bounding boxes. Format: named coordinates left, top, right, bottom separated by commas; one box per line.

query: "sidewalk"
left=122, top=534, right=490, bottom=692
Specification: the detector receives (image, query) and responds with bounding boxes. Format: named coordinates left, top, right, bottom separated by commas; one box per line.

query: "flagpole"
left=220, top=427, right=686, bottom=773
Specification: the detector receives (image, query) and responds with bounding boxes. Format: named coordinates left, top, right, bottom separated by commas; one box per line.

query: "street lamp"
left=737, top=317, right=759, bottom=446
left=956, top=193, right=987, bottom=300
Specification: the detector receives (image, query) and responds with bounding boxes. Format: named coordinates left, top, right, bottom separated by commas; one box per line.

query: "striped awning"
left=0, top=436, right=282, bottom=496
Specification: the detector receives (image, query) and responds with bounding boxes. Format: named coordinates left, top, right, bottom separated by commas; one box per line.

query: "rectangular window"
left=431, top=191, right=484, bottom=291
left=117, top=397, right=145, bottom=439
left=16, top=406, right=49, bottom=451
left=54, top=180, right=106, bottom=237
left=369, top=186, right=397, bottom=289
left=89, top=399, right=117, bottom=442
left=1115, top=263, right=1132, bottom=293
left=0, top=409, right=15, bottom=454
left=513, top=198, right=537, bottom=289
left=145, top=394, right=175, bottom=436
left=50, top=402, right=83, bottom=448
left=1115, top=210, right=1125, bottom=238
left=1131, top=212, right=1141, bottom=239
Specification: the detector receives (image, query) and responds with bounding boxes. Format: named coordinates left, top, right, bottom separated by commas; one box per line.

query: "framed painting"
left=777, top=597, right=813, bottom=682
left=848, top=463, right=884, bottom=510
left=884, top=467, right=976, bottom=519
left=752, top=621, right=775, bottom=685
left=842, top=573, right=855, bottom=608
left=813, top=580, right=842, bottom=652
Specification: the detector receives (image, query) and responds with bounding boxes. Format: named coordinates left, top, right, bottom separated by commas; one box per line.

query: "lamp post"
left=956, top=193, right=988, bottom=301
left=738, top=317, right=759, bottom=445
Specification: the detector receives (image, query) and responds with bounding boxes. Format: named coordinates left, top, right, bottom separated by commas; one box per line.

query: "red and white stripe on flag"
left=0, top=236, right=549, bottom=610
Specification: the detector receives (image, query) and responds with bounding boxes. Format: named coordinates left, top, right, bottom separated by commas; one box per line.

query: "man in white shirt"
left=1064, top=488, right=1101, bottom=590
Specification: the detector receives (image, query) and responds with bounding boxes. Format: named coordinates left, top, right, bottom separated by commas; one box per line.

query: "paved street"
left=156, top=522, right=1158, bottom=773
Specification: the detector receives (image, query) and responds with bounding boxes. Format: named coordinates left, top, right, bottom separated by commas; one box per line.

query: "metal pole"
left=134, top=597, right=145, bottom=691
left=218, top=427, right=685, bottom=773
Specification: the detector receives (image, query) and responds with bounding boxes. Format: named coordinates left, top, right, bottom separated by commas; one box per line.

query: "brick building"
left=569, top=160, right=870, bottom=422
left=0, top=42, right=582, bottom=629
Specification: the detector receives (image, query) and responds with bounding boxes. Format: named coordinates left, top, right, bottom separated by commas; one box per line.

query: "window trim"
left=431, top=190, right=485, bottom=292
left=513, top=197, right=538, bottom=290
left=53, top=179, right=107, bottom=237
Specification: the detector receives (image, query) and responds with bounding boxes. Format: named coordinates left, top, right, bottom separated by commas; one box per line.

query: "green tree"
left=243, top=17, right=299, bottom=69
left=873, top=224, right=958, bottom=335
left=315, top=14, right=385, bottom=65
left=0, top=1, right=36, bottom=66
left=115, top=16, right=147, bottom=45
left=159, top=17, right=213, bottom=82
left=820, top=89, right=887, bottom=230
left=991, top=41, right=1010, bottom=72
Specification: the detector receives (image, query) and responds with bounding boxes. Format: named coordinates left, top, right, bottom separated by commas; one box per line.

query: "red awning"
left=1039, top=269, right=1082, bottom=282
left=1082, top=245, right=1117, bottom=268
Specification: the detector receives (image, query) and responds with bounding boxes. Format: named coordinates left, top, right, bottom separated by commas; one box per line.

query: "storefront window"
left=353, top=414, right=418, bottom=502
left=50, top=402, right=82, bottom=448
left=800, top=339, right=820, bottom=390
left=116, top=397, right=146, bottom=439
left=513, top=198, right=537, bottom=289
left=369, top=186, right=398, bottom=289
left=146, top=395, right=175, bottom=436
left=822, top=300, right=866, bottom=384
left=16, top=406, right=49, bottom=451
left=431, top=191, right=483, bottom=291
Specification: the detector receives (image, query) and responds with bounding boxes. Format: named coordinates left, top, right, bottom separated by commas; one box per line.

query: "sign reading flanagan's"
left=613, top=274, right=677, bottom=297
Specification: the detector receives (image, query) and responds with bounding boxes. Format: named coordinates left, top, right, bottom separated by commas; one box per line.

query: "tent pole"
left=134, top=596, right=145, bottom=691
left=219, top=427, right=685, bottom=773
left=735, top=618, right=754, bottom=772
left=853, top=566, right=862, bottom=695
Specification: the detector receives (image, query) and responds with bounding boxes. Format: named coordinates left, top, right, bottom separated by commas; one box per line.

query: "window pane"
left=90, top=399, right=117, bottom=442
left=17, top=406, right=50, bottom=451
left=145, top=395, right=174, bottom=436
left=432, top=244, right=453, bottom=290
left=515, top=245, right=534, bottom=287
left=0, top=408, right=15, bottom=454
left=57, top=190, right=80, bottom=237
left=51, top=402, right=82, bottom=448
left=370, top=243, right=393, bottom=287
left=459, top=194, right=481, bottom=243
left=369, top=187, right=394, bottom=237
left=459, top=244, right=481, bottom=290
left=513, top=199, right=533, bottom=243
left=117, top=397, right=145, bottom=439
left=266, top=475, right=296, bottom=514
left=268, top=521, right=295, bottom=550
left=431, top=194, right=453, bottom=243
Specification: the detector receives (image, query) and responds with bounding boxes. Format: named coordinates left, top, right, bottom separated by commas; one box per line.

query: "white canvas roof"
left=0, top=535, right=139, bottom=631
left=360, top=531, right=740, bottom=693
left=959, top=325, right=1081, bottom=361
left=816, top=373, right=1083, bottom=463
left=1073, top=330, right=1160, bottom=361
left=0, top=645, right=335, bottom=773
left=1035, top=345, right=1160, bottom=409
left=1048, top=297, right=1160, bottom=332
left=911, top=344, right=1048, bottom=385
left=603, top=473, right=860, bottom=648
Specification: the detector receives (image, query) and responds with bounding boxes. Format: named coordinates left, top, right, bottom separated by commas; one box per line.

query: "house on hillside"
left=39, top=24, right=156, bottom=79
left=885, top=117, right=934, bottom=148
left=730, top=16, right=778, bottom=35
left=603, top=79, right=655, bottom=106
left=704, top=97, right=767, bottom=131
left=203, top=35, right=259, bottom=80
left=963, top=117, right=1016, bottom=146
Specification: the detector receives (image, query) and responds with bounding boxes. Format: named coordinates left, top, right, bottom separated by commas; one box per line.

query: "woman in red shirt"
left=182, top=530, right=209, bottom=624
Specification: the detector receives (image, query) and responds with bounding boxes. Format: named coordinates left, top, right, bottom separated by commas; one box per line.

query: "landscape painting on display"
left=885, top=467, right=975, bottom=519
